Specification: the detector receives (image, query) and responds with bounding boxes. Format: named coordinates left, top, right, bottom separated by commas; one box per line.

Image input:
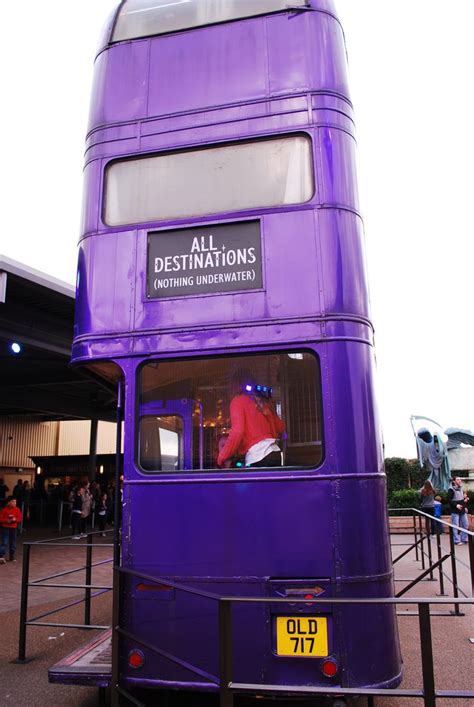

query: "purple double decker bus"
left=72, top=0, right=402, bottom=697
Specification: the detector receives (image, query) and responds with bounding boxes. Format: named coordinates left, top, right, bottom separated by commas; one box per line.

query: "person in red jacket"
left=217, top=369, right=285, bottom=469
left=0, top=496, right=23, bottom=563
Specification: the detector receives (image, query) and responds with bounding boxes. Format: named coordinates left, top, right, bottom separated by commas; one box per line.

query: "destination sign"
left=147, top=221, right=262, bottom=299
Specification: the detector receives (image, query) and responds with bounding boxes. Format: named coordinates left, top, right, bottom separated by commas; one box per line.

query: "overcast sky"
left=1, top=1, right=473, bottom=459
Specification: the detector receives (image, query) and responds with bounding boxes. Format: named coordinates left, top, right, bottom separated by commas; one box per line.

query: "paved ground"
left=0, top=527, right=472, bottom=707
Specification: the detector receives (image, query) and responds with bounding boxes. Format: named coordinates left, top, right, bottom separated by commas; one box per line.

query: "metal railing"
left=110, top=566, right=474, bottom=707
left=388, top=508, right=474, bottom=614
left=14, top=529, right=113, bottom=663
left=13, top=506, right=473, bottom=704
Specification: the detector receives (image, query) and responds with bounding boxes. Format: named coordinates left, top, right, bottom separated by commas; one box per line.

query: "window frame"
left=102, top=132, right=315, bottom=229
left=138, top=412, right=184, bottom=472
left=134, top=347, right=325, bottom=476
left=110, top=0, right=311, bottom=44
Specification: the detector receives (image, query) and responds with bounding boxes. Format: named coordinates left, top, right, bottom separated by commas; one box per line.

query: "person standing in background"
left=97, top=493, right=108, bottom=536
left=419, top=480, right=436, bottom=535
left=71, top=486, right=84, bottom=540
left=0, top=478, right=9, bottom=509
left=0, top=497, right=22, bottom=562
left=447, top=477, right=468, bottom=544
left=433, top=495, right=443, bottom=535
left=81, top=482, right=93, bottom=538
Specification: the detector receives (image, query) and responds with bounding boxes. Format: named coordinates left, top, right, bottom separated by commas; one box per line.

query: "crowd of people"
left=0, top=475, right=119, bottom=546
left=420, top=476, right=471, bottom=544
left=68, top=480, right=113, bottom=539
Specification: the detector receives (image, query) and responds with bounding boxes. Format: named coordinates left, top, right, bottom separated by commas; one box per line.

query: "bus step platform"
left=48, top=628, right=112, bottom=687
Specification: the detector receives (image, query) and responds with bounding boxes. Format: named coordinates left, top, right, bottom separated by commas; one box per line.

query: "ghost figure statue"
left=414, top=424, right=451, bottom=491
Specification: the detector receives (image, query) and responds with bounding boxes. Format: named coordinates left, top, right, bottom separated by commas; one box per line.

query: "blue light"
left=245, top=385, right=253, bottom=392
left=10, top=342, right=22, bottom=354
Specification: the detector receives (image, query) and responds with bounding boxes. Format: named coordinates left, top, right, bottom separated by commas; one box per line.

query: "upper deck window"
left=112, top=0, right=308, bottom=42
left=104, top=135, right=313, bottom=226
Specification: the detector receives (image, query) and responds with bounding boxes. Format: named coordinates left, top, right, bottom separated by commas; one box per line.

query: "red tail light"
left=322, top=658, right=338, bottom=677
left=128, top=649, right=144, bottom=669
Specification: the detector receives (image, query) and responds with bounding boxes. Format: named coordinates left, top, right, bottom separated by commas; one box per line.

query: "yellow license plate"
left=276, top=616, right=328, bottom=657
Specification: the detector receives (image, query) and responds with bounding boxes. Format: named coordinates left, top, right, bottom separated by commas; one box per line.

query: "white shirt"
left=245, top=439, right=280, bottom=466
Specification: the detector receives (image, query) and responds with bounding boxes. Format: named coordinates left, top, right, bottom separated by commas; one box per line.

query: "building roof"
left=0, top=256, right=116, bottom=421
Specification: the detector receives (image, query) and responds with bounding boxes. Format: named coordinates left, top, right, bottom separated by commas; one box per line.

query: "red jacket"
left=218, top=394, right=284, bottom=466
left=0, top=505, right=22, bottom=528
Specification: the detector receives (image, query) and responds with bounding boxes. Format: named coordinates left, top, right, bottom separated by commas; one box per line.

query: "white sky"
left=1, top=1, right=473, bottom=459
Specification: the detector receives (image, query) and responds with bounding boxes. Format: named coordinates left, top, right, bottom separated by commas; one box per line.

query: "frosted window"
left=112, top=0, right=308, bottom=41
left=104, top=135, right=313, bottom=226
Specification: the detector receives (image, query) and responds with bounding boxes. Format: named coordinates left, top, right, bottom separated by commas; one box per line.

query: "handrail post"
left=57, top=500, right=63, bottom=533
left=111, top=380, right=123, bottom=707
left=19, top=501, right=25, bottom=535
left=84, top=533, right=93, bottom=626
left=16, top=543, right=31, bottom=663
left=418, top=514, right=426, bottom=569
left=219, top=600, right=233, bottom=707
left=413, top=509, right=419, bottom=561
left=111, top=566, right=122, bottom=707
left=469, top=532, right=474, bottom=597
left=426, top=531, right=434, bottom=580
left=418, top=602, right=436, bottom=707
left=448, top=527, right=461, bottom=616
left=435, top=531, right=446, bottom=595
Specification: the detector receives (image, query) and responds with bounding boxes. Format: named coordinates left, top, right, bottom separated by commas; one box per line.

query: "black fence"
left=14, top=529, right=113, bottom=664
left=14, top=511, right=474, bottom=707
left=111, top=570, right=473, bottom=707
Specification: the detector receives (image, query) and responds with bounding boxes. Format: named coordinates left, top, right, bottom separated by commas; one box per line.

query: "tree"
left=384, top=457, right=425, bottom=497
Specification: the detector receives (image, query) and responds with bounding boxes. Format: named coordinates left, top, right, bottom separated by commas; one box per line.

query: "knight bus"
left=62, top=0, right=402, bottom=699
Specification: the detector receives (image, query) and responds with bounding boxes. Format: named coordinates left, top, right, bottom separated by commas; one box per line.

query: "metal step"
left=48, top=628, right=112, bottom=687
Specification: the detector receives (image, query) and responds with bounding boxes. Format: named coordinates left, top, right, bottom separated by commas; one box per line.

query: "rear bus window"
left=104, top=135, right=314, bottom=226
left=137, top=350, right=323, bottom=472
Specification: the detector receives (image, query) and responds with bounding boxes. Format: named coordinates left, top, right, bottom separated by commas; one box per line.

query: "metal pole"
left=219, top=600, right=233, bottom=707
left=111, top=566, right=121, bottom=707
left=19, top=501, right=25, bottom=535
left=426, top=531, right=434, bottom=581
left=469, top=533, right=474, bottom=644
left=88, top=418, right=98, bottom=483
left=84, top=533, right=93, bottom=626
left=57, top=500, right=63, bottom=533
left=413, top=510, right=419, bottom=561
left=448, top=527, right=461, bottom=616
left=435, top=530, right=446, bottom=596
left=419, top=515, right=426, bottom=570
left=468, top=532, right=474, bottom=597
left=418, top=603, right=436, bottom=707
left=16, top=543, right=31, bottom=662
left=114, top=380, right=123, bottom=569
left=111, top=380, right=123, bottom=707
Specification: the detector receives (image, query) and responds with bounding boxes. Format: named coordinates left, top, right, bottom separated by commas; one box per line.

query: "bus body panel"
left=88, top=11, right=349, bottom=132
left=71, top=0, right=402, bottom=694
